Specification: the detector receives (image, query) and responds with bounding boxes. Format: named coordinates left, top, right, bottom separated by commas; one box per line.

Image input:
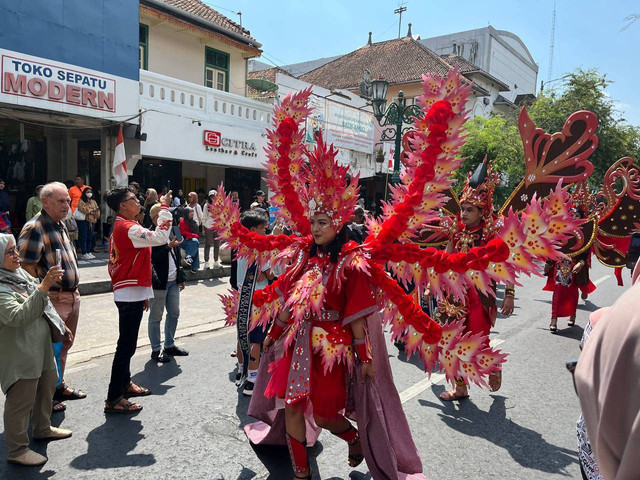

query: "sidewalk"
left=67, top=276, right=233, bottom=368
left=77, top=245, right=230, bottom=295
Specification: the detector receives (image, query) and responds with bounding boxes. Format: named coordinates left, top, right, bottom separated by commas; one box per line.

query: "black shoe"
left=242, top=380, right=255, bottom=396
left=164, top=346, right=189, bottom=356
left=151, top=350, right=171, bottom=363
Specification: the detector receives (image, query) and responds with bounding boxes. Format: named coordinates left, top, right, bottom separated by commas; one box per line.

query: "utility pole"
left=394, top=1, right=407, bottom=39
left=547, top=2, right=556, bottom=82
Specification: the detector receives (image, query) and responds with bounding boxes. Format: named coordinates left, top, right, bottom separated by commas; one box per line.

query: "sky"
left=206, top=0, right=640, bottom=126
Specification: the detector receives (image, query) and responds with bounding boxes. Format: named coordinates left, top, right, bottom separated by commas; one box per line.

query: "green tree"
left=457, top=68, right=640, bottom=204
left=528, top=68, right=640, bottom=186
left=456, top=115, right=524, bottom=206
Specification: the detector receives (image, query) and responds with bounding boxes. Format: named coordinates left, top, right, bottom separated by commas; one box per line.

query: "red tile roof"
left=301, top=37, right=453, bottom=90
left=159, top=0, right=255, bottom=42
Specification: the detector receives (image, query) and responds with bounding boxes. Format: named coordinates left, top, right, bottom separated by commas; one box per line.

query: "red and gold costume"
left=213, top=69, right=585, bottom=478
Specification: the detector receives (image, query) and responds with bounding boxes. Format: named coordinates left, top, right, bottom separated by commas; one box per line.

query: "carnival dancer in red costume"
left=436, top=162, right=514, bottom=401
left=212, top=69, right=583, bottom=479
left=544, top=207, right=596, bottom=333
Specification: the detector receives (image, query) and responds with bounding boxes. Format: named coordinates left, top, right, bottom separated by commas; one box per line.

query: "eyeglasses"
left=4, top=247, right=18, bottom=257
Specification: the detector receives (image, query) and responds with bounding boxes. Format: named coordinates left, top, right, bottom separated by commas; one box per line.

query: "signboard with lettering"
left=0, top=48, right=139, bottom=120
left=203, top=130, right=258, bottom=158
left=326, top=102, right=375, bottom=154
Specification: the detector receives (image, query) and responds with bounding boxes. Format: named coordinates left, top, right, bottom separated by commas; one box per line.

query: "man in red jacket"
left=104, top=187, right=173, bottom=414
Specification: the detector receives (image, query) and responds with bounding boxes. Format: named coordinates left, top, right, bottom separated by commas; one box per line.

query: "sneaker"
left=214, top=261, right=223, bottom=268
left=184, top=255, right=193, bottom=266
left=164, top=346, right=189, bottom=356
left=151, top=350, right=171, bottom=363
left=242, top=380, right=255, bottom=396
left=80, top=253, right=91, bottom=260
left=235, top=372, right=245, bottom=387
left=87, top=253, right=96, bottom=259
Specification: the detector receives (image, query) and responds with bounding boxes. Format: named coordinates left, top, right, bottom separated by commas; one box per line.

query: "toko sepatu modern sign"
left=0, top=48, right=139, bottom=120
left=203, top=130, right=257, bottom=157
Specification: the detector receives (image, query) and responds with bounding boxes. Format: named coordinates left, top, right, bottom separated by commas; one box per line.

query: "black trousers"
left=107, top=300, right=145, bottom=402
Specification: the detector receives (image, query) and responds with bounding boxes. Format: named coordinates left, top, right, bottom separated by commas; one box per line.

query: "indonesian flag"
left=388, top=146, right=394, bottom=170
left=112, top=126, right=128, bottom=187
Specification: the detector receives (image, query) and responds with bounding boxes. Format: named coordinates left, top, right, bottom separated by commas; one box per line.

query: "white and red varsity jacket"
left=108, top=206, right=172, bottom=292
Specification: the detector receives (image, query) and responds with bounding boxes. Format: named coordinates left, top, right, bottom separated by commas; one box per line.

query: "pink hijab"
left=575, top=262, right=640, bottom=479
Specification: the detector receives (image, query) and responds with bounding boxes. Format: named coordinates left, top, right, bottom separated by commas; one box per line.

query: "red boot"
left=286, top=433, right=311, bottom=479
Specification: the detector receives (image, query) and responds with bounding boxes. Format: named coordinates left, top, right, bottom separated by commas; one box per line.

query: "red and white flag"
left=112, top=126, right=128, bottom=187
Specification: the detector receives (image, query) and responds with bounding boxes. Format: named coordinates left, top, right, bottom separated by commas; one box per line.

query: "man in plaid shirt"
left=18, top=182, right=87, bottom=405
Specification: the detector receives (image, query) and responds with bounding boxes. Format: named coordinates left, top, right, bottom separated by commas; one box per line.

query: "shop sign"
left=1, top=53, right=116, bottom=112
left=326, top=102, right=374, bottom=154
left=203, top=130, right=257, bottom=157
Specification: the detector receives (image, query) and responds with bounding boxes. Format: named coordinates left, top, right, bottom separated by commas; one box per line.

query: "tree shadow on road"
left=70, top=417, right=154, bottom=470
left=419, top=388, right=578, bottom=476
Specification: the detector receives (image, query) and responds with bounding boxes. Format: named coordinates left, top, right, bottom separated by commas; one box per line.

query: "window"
left=139, top=24, right=149, bottom=70
left=205, top=47, right=229, bottom=92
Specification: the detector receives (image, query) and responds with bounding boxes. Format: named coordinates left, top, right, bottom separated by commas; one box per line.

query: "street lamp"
left=370, top=80, right=422, bottom=183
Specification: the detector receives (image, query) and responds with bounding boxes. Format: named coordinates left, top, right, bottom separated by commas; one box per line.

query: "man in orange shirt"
left=69, top=175, right=88, bottom=212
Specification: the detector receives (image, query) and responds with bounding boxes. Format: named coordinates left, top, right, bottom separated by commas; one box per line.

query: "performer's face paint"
left=310, top=213, right=338, bottom=246
left=460, top=203, right=483, bottom=228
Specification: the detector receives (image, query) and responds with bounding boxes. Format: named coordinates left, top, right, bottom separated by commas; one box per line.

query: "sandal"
left=439, top=388, right=469, bottom=401
left=294, top=471, right=312, bottom=480
left=52, top=401, right=66, bottom=414
left=54, top=383, right=87, bottom=401
left=567, top=316, right=576, bottom=327
left=489, top=370, right=502, bottom=392
left=104, top=397, right=143, bottom=414
left=123, top=382, right=151, bottom=398
left=549, top=318, right=558, bottom=333
left=347, top=439, right=364, bottom=468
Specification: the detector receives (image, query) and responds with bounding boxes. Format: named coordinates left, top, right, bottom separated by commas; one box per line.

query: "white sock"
left=248, top=369, right=258, bottom=383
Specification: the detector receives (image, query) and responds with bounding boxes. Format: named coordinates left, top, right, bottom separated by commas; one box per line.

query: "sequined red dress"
left=264, top=250, right=378, bottom=419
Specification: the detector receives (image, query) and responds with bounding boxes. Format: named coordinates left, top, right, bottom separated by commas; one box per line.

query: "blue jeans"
left=148, top=280, right=180, bottom=351
left=77, top=220, right=93, bottom=255
left=181, top=238, right=200, bottom=270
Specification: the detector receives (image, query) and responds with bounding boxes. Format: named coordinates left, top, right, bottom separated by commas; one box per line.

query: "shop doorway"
left=0, top=120, right=47, bottom=231
left=225, top=168, right=261, bottom=211
left=132, top=158, right=182, bottom=195
left=77, top=140, right=102, bottom=193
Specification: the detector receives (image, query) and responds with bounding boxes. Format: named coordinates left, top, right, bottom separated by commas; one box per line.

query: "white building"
left=420, top=26, right=538, bottom=103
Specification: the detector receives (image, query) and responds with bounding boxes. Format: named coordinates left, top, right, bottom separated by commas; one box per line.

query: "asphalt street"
left=0, top=260, right=629, bottom=480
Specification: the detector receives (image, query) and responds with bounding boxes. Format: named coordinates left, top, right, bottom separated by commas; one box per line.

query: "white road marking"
left=399, top=338, right=505, bottom=404
left=592, top=275, right=611, bottom=287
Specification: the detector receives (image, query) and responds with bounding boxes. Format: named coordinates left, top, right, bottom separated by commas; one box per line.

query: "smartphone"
left=55, top=248, right=62, bottom=267
left=172, top=226, right=183, bottom=242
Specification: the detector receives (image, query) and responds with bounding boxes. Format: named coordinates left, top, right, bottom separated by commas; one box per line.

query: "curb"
left=66, top=319, right=230, bottom=368
left=78, top=265, right=232, bottom=296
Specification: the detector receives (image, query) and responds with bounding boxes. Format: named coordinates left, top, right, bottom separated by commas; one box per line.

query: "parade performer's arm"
left=263, top=308, right=290, bottom=351
left=351, top=317, right=375, bottom=382
left=501, top=281, right=515, bottom=317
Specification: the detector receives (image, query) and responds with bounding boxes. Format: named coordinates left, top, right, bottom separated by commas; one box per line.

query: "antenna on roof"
left=406, top=22, right=412, bottom=38
left=237, top=11, right=242, bottom=26
left=394, top=1, right=407, bottom=39
left=547, top=2, right=556, bottom=82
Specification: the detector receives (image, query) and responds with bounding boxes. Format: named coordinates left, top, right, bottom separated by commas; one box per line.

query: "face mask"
left=86, top=193, right=93, bottom=198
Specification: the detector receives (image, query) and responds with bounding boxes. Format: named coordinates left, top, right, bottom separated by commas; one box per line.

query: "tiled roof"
left=300, top=37, right=452, bottom=90
left=440, top=54, right=480, bottom=74
left=159, top=0, right=255, bottom=42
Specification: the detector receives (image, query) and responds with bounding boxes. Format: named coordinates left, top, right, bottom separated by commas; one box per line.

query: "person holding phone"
left=147, top=203, right=188, bottom=363
left=104, top=188, right=173, bottom=414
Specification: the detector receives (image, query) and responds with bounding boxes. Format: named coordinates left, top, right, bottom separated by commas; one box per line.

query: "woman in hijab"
left=0, top=234, right=72, bottom=466
left=574, top=261, right=640, bottom=480
left=143, top=188, right=159, bottom=228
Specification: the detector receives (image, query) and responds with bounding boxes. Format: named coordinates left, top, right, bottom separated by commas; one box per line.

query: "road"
left=0, top=261, right=628, bottom=480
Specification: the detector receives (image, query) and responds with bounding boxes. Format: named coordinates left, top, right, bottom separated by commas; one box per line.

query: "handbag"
left=73, top=208, right=86, bottom=221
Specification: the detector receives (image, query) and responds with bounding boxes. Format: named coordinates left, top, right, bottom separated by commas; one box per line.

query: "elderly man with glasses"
left=103, top=187, right=173, bottom=414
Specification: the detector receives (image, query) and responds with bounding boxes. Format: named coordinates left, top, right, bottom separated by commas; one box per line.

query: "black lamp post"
left=370, top=78, right=422, bottom=183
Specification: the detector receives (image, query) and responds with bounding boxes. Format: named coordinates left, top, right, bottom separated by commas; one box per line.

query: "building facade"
left=134, top=0, right=270, bottom=209
left=420, top=26, right=538, bottom=103
left=0, top=0, right=140, bottom=231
